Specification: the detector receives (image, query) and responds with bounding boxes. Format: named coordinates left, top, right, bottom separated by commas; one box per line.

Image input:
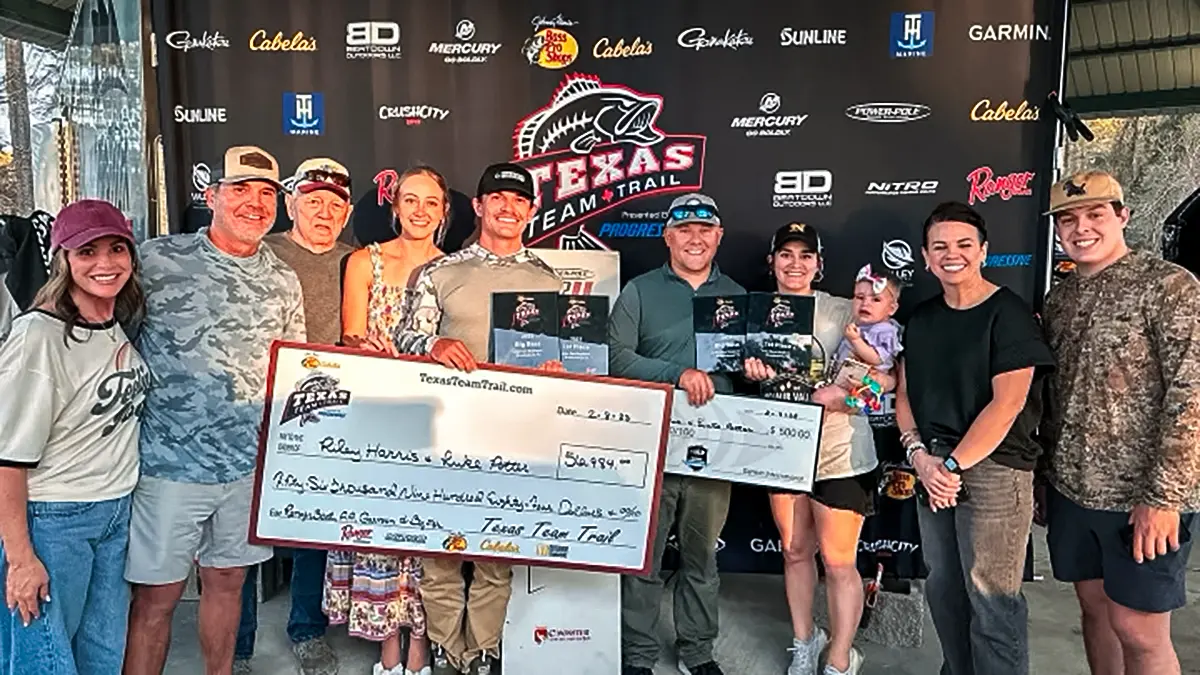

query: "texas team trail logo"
left=280, top=372, right=351, bottom=426
left=561, top=298, right=591, bottom=329
left=513, top=73, right=707, bottom=249
left=767, top=297, right=795, bottom=328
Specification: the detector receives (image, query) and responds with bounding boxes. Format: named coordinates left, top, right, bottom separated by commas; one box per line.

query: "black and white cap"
left=476, top=162, right=536, bottom=202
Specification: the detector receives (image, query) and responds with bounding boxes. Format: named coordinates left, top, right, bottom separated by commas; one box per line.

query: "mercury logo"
left=430, top=18, right=502, bottom=63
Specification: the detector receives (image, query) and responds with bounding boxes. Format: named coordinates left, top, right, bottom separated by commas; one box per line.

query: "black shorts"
left=773, top=469, right=878, bottom=517
left=1046, top=484, right=1196, bottom=613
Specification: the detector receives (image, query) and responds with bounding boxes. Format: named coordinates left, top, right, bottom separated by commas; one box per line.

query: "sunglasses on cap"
left=298, top=167, right=351, bottom=191
left=670, top=205, right=719, bottom=221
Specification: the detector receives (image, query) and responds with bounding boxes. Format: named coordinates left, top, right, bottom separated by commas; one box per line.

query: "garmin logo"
left=845, top=102, right=931, bottom=123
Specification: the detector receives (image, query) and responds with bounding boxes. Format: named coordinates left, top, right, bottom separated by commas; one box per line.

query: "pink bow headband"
left=856, top=264, right=890, bottom=295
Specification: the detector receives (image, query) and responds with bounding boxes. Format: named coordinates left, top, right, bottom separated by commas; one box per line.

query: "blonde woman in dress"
left=331, top=166, right=450, bottom=675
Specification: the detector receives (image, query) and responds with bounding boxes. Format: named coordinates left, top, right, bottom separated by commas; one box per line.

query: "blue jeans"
left=235, top=547, right=328, bottom=659
left=1, top=495, right=132, bottom=675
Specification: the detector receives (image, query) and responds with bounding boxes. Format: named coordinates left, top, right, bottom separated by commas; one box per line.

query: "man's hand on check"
left=430, top=338, right=477, bottom=372
left=537, top=360, right=566, bottom=372
left=678, top=368, right=716, bottom=406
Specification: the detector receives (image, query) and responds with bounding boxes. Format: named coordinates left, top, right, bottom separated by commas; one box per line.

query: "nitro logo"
left=281, top=373, right=351, bottom=426
left=712, top=299, right=739, bottom=329
left=512, top=297, right=540, bottom=328
left=513, top=73, right=706, bottom=249
left=967, top=166, right=1035, bottom=205
left=562, top=301, right=591, bottom=329
left=767, top=299, right=794, bottom=328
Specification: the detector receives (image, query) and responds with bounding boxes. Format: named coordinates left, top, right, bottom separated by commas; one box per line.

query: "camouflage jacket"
left=1041, top=250, right=1200, bottom=512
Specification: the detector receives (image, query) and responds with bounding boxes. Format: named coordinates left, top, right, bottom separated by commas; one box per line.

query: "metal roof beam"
left=0, top=0, right=75, bottom=49
left=1070, top=86, right=1200, bottom=116
left=1069, top=33, right=1200, bottom=58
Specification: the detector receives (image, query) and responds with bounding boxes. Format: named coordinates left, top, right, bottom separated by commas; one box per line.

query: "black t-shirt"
left=902, top=287, right=1055, bottom=471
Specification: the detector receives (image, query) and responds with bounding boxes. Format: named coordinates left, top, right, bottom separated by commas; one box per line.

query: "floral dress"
left=322, top=243, right=427, bottom=641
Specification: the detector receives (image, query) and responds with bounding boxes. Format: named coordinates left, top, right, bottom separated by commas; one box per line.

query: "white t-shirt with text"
left=0, top=310, right=147, bottom=501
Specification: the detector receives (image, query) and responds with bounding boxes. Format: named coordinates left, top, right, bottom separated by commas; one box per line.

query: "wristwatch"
left=942, top=456, right=963, bottom=474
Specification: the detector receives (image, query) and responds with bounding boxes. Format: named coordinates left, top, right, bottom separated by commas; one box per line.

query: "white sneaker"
left=373, top=663, right=405, bottom=675
left=405, top=669, right=432, bottom=675
left=786, top=627, right=828, bottom=675
left=821, top=647, right=863, bottom=675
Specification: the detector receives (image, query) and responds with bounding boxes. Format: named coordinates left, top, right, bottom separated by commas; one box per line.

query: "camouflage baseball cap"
left=210, top=145, right=283, bottom=189
left=1045, top=170, right=1124, bottom=216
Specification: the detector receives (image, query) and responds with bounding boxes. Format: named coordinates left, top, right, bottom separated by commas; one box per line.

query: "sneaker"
left=821, top=647, right=863, bottom=675
left=466, top=653, right=499, bottom=675
left=622, top=667, right=654, bottom=675
left=430, top=644, right=458, bottom=675
left=232, top=660, right=252, bottom=675
left=293, top=636, right=339, bottom=675
left=678, top=662, right=724, bottom=675
left=787, top=627, right=828, bottom=675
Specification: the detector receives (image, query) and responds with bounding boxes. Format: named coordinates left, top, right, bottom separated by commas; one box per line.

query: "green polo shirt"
left=607, top=263, right=746, bottom=392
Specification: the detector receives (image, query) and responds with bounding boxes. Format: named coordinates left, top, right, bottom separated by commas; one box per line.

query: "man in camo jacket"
left=122, top=146, right=305, bottom=675
left=1039, top=170, right=1200, bottom=675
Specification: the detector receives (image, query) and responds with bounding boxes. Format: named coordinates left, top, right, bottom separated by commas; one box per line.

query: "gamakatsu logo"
left=513, top=73, right=706, bottom=251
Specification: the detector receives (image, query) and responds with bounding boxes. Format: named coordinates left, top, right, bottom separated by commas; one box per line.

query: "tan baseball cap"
left=1045, top=170, right=1124, bottom=216
left=211, top=145, right=283, bottom=189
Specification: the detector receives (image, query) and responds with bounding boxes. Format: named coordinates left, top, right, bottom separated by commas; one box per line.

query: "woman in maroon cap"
left=0, top=199, right=148, bottom=675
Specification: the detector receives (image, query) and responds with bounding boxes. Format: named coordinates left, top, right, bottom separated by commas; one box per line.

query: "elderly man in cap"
left=609, top=193, right=745, bottom=675
left=392, top=161, right=562, bottom=675
left=123, top=145, right=306, bottom=675
left=1038, top=170, right=1200, bottom=675
left=232, top=158, right=356, bottom=675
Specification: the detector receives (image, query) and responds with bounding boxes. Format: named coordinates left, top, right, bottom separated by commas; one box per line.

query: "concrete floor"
left=164, top=528, right=1200, bottom=674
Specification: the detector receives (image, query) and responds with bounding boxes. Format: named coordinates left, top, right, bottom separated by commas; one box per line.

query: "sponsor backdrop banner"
left=152, top=0, right=1067, bottom=579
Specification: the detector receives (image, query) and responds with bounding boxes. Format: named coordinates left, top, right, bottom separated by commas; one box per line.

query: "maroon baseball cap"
left=51, top=199, right=135, bottom=251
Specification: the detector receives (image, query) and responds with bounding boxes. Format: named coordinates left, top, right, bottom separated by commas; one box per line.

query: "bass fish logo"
left=562, top=299, right=591, bottom=330
left=280, top=373, right=351, bottom=426
left=767, top=297, right=795, bottom=328
left=712, top=298, right=740, bottom=330
left=512, top=296, right=540, bottom=328
left=513, top=73, right=706, bottom=250
left=442, top=533, right=468, bottom=552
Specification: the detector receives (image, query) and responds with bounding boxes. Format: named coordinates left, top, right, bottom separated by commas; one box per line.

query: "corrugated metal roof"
left=1066, top=0, right=1200, bottom=115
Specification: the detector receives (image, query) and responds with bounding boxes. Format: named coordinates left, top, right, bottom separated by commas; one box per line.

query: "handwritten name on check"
left=253, top=344, right=672, bottom=574
left=665, top=393, right=823, bottom=492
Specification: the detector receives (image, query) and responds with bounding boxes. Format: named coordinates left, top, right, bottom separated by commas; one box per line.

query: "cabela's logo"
left=280, top=372, right=351, bottom=426
left=562, top=299, right=591, bottom=329
left=514, top=73, right=706, bottom=250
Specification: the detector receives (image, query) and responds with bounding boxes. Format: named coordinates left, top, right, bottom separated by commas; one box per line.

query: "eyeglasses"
left=298, top=168, right=351, bottom=192
left=670, top=205, right=719, bottom=222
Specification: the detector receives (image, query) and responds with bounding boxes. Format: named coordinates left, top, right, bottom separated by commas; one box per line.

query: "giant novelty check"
left=665, top=393, right=823, bottom=492
left=251, top=343, right=672, bottom=574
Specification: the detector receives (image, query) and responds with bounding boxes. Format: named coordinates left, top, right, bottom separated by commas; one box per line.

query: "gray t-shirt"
left=136, top=230, right=306, bottom=484
left=264, top=232, right=353, bottom=346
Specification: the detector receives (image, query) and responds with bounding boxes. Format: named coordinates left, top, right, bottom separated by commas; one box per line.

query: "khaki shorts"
left=125, top=474, right=272, bottom=584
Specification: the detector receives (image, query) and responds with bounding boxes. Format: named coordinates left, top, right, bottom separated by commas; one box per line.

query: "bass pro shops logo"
left=280, top=373, right=351, bottom=426
left=513, top=73, right=706, bottom=250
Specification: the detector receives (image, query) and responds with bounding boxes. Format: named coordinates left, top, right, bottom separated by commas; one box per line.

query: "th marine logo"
left=512, top=296, right=540, bottom=328
left=280, top=373, right=351, bottom=426
left=767, top=297, right=794, bottom=328
left=562, top=299, right=591, bottom=329
left=513, top=73, right=707, bottom=250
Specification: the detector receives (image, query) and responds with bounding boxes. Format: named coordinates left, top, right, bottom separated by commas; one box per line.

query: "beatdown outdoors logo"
left=280, top=372, right=351, bottom=426
left=513, top=73, right=707, bottom=250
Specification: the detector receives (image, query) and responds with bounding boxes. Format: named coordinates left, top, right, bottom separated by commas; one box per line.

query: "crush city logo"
left=513, top=73, right=706, bottom=249
left=966, top=166, right=1035, bottom=205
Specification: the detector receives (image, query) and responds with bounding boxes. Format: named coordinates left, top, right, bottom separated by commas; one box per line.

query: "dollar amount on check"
left=252, top=344, right=672, bottom=574
left=665, top=393, right=824, bottom=492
